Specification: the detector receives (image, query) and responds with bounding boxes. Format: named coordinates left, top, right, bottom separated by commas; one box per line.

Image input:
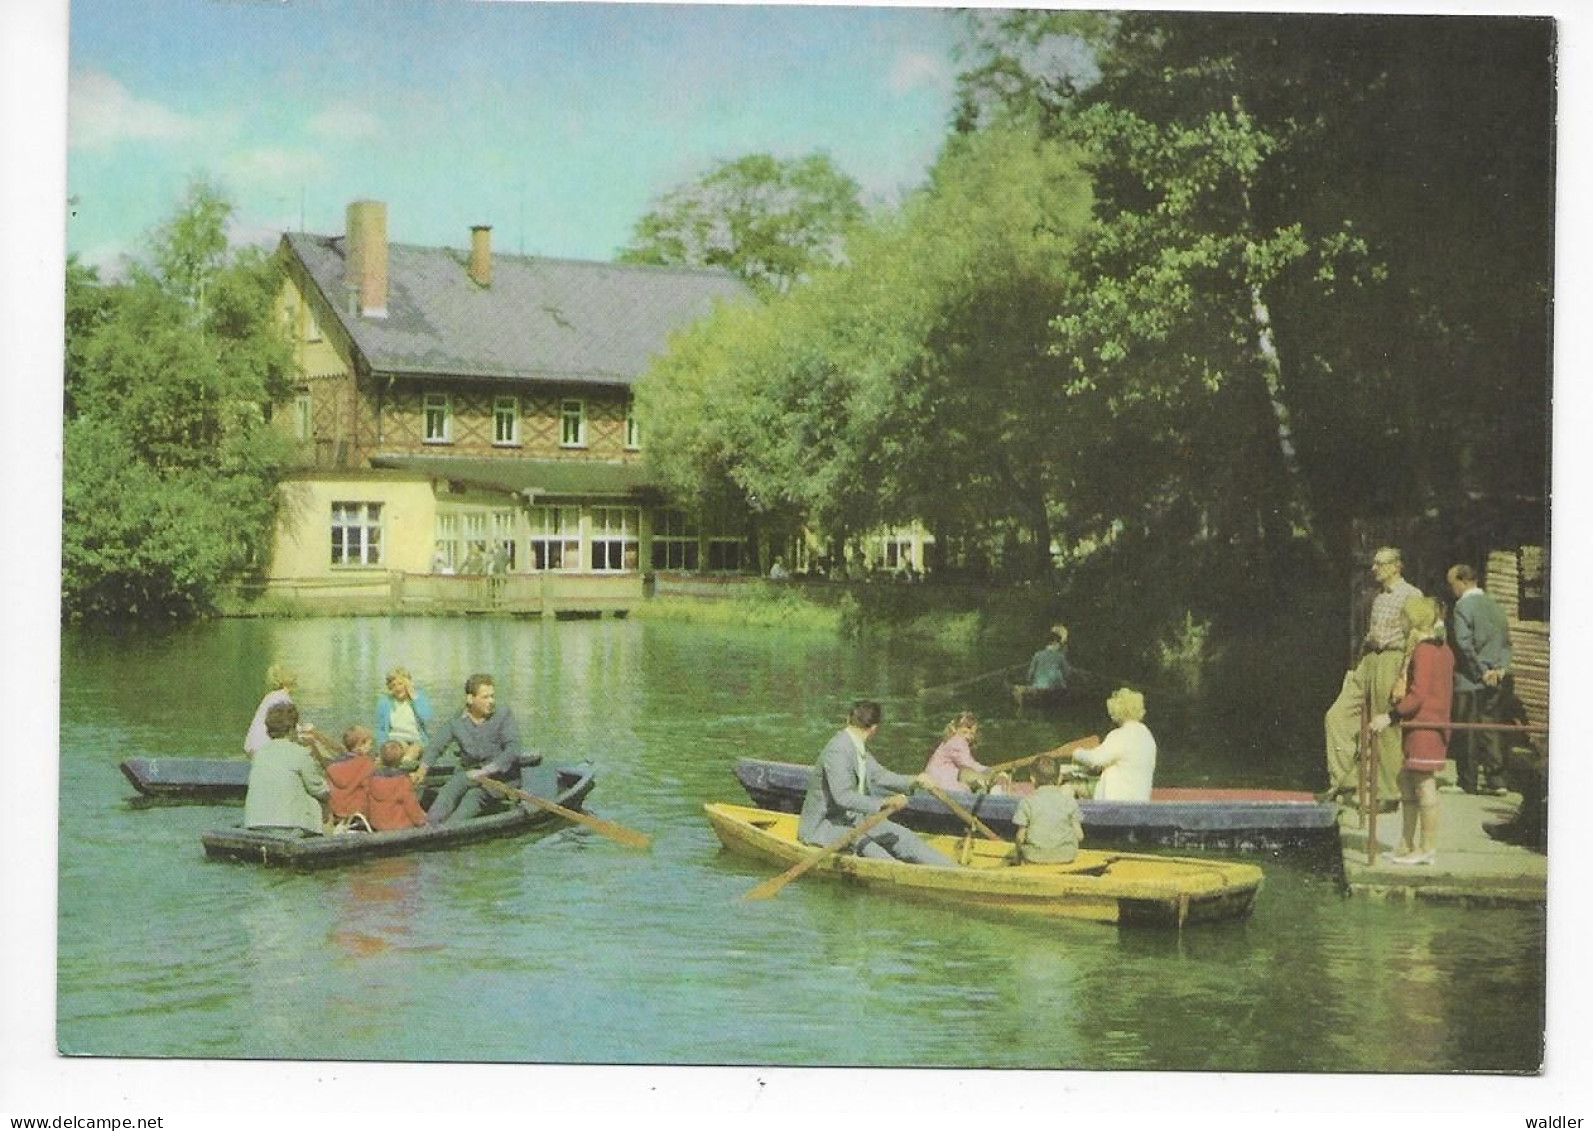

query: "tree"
left=954, top=12, right=1552, bottom=585
left=619, top=152, right=865, bottom=296
left=638, top=124, right=1094, bottom=575
left=62, top=179, right=294, bottom=621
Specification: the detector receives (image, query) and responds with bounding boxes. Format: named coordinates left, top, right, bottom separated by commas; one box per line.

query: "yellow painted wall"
left=271, top=475, right=437, bottom=580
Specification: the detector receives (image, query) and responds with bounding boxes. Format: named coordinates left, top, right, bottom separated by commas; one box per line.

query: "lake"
left=57, top=615, right=1545, bottom=1071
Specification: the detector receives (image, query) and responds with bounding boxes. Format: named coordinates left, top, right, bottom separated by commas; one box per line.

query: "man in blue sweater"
left=415, top=673, right=537, bottom=824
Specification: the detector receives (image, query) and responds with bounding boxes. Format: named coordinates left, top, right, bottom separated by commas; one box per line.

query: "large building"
left=264, top=200, right=754, bottom=607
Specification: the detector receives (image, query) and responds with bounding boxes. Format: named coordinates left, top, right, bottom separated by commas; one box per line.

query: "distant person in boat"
left=366, top=741, right=431, bottom=831
left=243, top=701, right=331, bottom=834
left=1370, top=596, right=1455, bottom=866
left=1323, top=546, right=1422, bottom=807
left=244, top=663, right=298, bottom=756
left=324, top=725, right=377, bottom=823
left=375, top=667, right=433, bottom=766
left=797, top=700, right=955, bottom=866
left=923, top=712, right=997, bottom=792
left=1012, top=628, right=1070, bottom=707
left=1071, top=687, right=1157, bottom=801
left=1012, top=755, right=1083, bottom=864
left=415, top=673, right=537, bottom=825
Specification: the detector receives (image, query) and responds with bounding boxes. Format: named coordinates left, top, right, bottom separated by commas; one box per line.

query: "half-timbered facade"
left=265, top=200, right=753, bottom=599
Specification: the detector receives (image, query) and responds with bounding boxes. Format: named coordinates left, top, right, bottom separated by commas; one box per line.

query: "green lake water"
left=57, top=616, right=1545, bottom=1071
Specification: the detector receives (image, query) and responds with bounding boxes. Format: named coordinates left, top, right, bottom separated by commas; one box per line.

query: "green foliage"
left=639, top=123, right=1094, bottom=574
left=618, top=152, right=864, bottom=296
left=61, top=178, right=294, bottom=621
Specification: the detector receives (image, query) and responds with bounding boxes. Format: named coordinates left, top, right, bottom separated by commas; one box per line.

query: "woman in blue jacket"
left=375, top=666, right=432, bottom=766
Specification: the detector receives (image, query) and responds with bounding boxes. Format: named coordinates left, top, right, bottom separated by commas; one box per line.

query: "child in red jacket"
left=366, top=741, right=430, bottom=831
left=325, top=725, right=376, bottom=821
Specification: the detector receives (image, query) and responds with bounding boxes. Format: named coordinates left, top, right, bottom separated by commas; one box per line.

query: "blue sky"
left=66, top=0, right=961, bottom=272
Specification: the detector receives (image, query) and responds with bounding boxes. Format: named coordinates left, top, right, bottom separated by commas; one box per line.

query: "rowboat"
left=200, top=761, right=595, bottom=868
left=121, top=755, right=522, bottom=803
left=731, top=758, right=1337, bottom=852
left=704, top=802, right=1264, bottom=927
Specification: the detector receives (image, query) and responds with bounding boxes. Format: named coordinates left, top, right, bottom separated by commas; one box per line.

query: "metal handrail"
left=1358, top=708, right=1547, bottom=865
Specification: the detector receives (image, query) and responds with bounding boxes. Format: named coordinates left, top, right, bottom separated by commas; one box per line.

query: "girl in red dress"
left=1371, top=596, right=1454, bottom=866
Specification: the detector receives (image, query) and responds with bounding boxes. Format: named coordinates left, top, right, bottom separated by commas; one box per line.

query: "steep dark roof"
left=282, top=231, right=751, bottom=387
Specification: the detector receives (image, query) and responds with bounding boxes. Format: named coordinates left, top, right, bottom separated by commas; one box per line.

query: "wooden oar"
left=916, top=662, right=1026, bottom=699
left=986, top=733, right=1101, bottom=775
left=744, top=806, right=901, bottom=901
left=920, top=781, right=1005, bottom=842
left=478, top=776, right=652, bottom=850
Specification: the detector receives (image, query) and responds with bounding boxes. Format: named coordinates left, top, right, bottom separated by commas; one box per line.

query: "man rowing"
left=797, top=700, right=955, bottom=866
left=414, top=673, right=538, bottom=825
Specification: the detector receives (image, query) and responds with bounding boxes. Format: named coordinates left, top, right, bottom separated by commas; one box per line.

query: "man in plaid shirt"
left=1322, top=547, right=1423, bottom=805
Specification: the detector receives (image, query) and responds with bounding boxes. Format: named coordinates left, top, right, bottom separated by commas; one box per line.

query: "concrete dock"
left=1337, top=791, right=1546, bottom=905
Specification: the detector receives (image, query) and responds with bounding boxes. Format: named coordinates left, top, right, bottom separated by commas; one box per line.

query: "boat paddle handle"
left=743, top=804, right=901, bottom=901
left=478, top=776, right=652, bottom=850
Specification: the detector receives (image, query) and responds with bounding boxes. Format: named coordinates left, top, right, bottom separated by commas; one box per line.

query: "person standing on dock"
left=415, top=674, right=536, bottom=825
left=1447, top=564, right=1513, bottom=795
left=798, top=701, right=954, bottom=866
left=1370, top=596, right=1454, bottom=866
left=1322, top=547, right=1422, bottom=807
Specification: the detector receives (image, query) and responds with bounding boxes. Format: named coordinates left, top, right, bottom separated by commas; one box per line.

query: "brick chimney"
left=469, top=225, right=492, bottom=287
left=345, top=200, right=389, bottom=319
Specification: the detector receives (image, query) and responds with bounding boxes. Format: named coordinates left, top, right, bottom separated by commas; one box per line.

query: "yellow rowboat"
left=704, top=802, right=1264, bottom=928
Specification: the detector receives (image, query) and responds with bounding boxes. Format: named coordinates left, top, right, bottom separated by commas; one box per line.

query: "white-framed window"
left=650, top=508, right=699, bottom=571
left=490, top=508, right=518, bottom=571
left=493, top=396, right=520, bottom=446
left=330, top=502, right=383, bottom=566
left=560, top=399, right=586, bottom=447
left=434, top=512, right=459, bottom=572
left=591, top=507, right=639, bottom=572
left=304, top=306, right=322, bottom=343
left=294, top=393, right=312, bottom=440
left=625, top=394, right=641, bottom=450
left=528, top=506, right=580, bottom=571
left=424, top=392, right=452, bottom=443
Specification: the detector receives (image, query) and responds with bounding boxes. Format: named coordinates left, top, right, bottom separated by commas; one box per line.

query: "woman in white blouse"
left=1071, top=687, right=1157, bottom=801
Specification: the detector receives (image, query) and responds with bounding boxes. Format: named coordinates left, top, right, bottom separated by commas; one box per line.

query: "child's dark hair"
left=343, top=724, right=374, bottom=753
left=1032, top=755, right=1060, bottom=785
left=379, top=740, right=407, bottom=767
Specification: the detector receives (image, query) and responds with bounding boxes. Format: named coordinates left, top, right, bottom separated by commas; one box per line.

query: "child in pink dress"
left=923, top=712, right=993, bottom=791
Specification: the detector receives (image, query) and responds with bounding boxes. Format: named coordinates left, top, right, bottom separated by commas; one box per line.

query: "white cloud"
left=68, top=70, right=199, bottom=149
left=232, top=146, right=329, bottom=183
left=307, top=103, right=383, bottom=141
left=887, top=50, right=953, bottom=96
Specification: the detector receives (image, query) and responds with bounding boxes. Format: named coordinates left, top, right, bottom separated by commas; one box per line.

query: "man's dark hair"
left=1451, top=563, right=1478, bottom=584
left=848, top=700, right=883, bottom=729
left=465, top=673, right=495, bottom=697
left=264, top=700, right=300, bottom=739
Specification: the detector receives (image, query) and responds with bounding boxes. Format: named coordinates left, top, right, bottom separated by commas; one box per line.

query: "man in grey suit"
left=798, top=701, right=955, bottom=866
left=1448, top=564, right=1514, bottom=794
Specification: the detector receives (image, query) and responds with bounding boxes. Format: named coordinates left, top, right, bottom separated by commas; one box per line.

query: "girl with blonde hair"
left=243, top=664, right=298, bottom=756
left=922, top=711, right=997, bottom=791
left=1371, top=595, right=1455, bottom=865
